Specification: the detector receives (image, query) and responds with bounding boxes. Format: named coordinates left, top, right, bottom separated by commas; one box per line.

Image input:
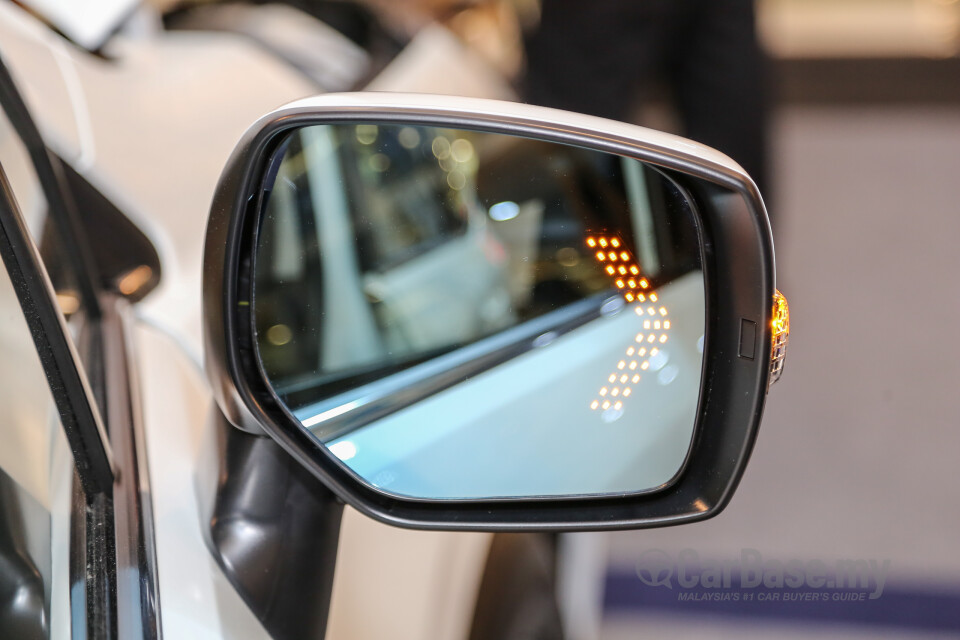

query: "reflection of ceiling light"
left=657, top=365, right=679, bottom=386
left=557, top=247, right=580, bottom=267
left=532, top=331, right=558, bottom=348
left=431, top=136, right=451, bottom=159
left=56, top=291, right=80, bottom=315
left=488, top=201, right=520, bottom=221
left=447, top=171, right=466, bottom=190
left=369, top=154, right=390, bottom=172
left=266, top=324, right=293, bottom=346
left=438, top=155, right=456, bottom=172
left=600, top=297, right=624, bottom=316
left=398, top=127, right=420, bottom=149
left=117, top=265, right=153, bottom=295
left=601, top=406, right=624, bottom=423
left=647, top=349, right=669, bottom=372
left=451, top=138, right=475, bottom=163
left=329, top=441, right=357, bottom=462
left=355, top=124, right=378, bottom=145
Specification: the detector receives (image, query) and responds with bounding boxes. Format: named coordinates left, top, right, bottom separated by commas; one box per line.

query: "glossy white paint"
left=0, top=4, right=497, bottom=637
left=135, top=324, right=270, bottom=640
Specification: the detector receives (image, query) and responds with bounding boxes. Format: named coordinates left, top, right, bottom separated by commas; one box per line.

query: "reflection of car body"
left=0, top=2, right=573, bottom=639
left=327, top=272, right=706, bottom=500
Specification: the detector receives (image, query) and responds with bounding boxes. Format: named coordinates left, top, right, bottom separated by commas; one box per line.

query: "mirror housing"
left=203, top=93, right=779, bottom=530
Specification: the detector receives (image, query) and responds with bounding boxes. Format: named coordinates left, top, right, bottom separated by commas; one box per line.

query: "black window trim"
left=0, top=163, right=114, bottom=494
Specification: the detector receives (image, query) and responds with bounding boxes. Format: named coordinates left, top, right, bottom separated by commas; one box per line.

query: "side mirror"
left=203, top=93, right=787, bottom=530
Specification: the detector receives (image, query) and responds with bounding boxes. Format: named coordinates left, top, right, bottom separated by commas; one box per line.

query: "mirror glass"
left=253, top=123, right=706, bottom=500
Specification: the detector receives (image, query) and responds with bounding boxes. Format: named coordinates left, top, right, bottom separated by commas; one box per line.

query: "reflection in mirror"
left=254, top=123, right=705, bottom=500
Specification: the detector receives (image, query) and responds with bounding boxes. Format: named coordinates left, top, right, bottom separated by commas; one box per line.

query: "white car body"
left=0, top=2, right=527, bottom=638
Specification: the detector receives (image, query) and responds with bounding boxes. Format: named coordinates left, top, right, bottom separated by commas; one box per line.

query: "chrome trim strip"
left=101, top=296, right=161, bottom=639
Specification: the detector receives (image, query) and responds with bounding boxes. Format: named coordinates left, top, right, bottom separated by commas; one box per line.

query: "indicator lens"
left=769, top=290, right=790, bottom=386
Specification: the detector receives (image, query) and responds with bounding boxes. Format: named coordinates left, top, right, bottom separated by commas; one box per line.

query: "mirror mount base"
left=197, top=407, right=343, bottom=640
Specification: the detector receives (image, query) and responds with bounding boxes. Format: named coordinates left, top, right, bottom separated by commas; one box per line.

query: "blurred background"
left=8, top=0, right=960, bottom=637
left=598, top=1, right=960, bottom=638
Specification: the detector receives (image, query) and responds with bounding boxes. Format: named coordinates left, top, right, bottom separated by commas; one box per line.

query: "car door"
left=0, top=57, right=160, bottom=639
left=0, top=199, right=74, bottom=639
